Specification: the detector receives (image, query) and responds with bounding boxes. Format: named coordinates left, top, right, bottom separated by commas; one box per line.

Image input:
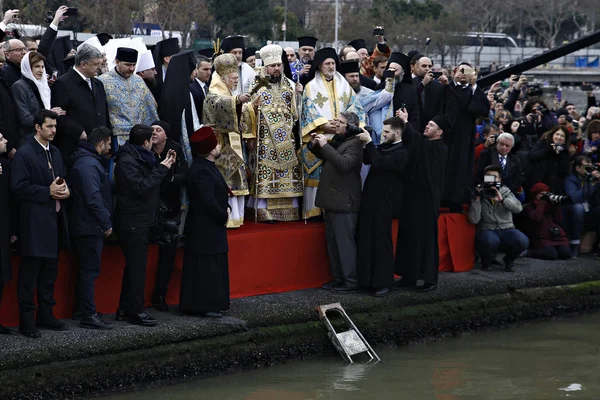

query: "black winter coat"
left=0, top=158, right=16, bottom=283
left=11, top=78, right=44, bottom=138
left=154, top=139, right=188, bottom=218
left=2, top=60, right=21, bottom=88
left=0, top=71, right=19, bottom=152
left=527, top=139, right=571, bottom=194
left=114, top=142, right=169, bottom=230
left=10, top=135, right=69, bottom=258
left=184, top=156, right=229, bottom=255
left=67, top=141, right=113, bottom=237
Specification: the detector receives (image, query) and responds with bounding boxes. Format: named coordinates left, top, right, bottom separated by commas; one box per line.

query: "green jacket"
left=467, top=186, right=522, bottom=230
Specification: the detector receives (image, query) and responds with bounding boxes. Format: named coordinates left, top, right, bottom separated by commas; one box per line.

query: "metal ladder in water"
left=315, top=303, right=381, bottom=364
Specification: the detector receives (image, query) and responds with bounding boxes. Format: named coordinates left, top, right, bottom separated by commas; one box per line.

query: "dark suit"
left=0, top=71, right=19, bottom=151
left=2, top=60, right=21, bottom=88
left=190, top=79, right=207, bottom=124
left=413, top=76, right=445, bottom=132
left=10, top=135, right=68, bottom=321
left=476, top=148, right=525, bottom=196
left=51, top=68, right=110, bottom=167
left=179, top=156, right=230, bottom=313
left=0, top=158, right=16, bottom=305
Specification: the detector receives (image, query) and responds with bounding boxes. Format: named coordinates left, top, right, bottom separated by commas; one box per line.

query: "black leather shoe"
left=152, top=295, right=169, bottom=312
left=333, top=283, right=359, bottom=293
left=393, top=278, right=415, bottom=288
left=19, top=326, right=41, bottom=339
left=200, top=311, right=223, bottom=318
left=321, top=280, right=343, bottom=290
left=504, top=265, right=515, bottom=272
left=37, top=315, right=69, bottom=331
left=417, top=283, right=437, bottom=292
left=374, top=288, right=390, bottom=297
left=72, top=310, right=82, bottom=320
left=124, top=312, right=157, bottom=327
left=115, top=309, right=126, bottom=321
left=0, top=324, right=14, bottom=335
left=81, top=313, right=113, bottom=330
left=503, top=255, right=515, bottom=272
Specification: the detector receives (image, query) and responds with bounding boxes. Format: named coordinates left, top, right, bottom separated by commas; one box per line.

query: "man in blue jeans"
left=563, top=155, right=600, bottom=257
left=468, top=165, right=529, bottom=271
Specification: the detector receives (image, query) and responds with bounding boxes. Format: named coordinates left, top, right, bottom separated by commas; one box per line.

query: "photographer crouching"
left=563, top=156, right=600, bottom=257
left=468, top=165, right=528, bottom=271
left=150, top=121, right=188, bottom=312
left=309, top=111, right=363, bottom=293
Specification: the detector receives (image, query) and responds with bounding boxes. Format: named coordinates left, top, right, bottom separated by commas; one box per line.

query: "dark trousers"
left=324, top=211, right=358, bottom=286
left=117, top=227, right=150, bottom=315
left=73, top=235, right=104, bottom=317
left=475, top=228, right=529, bottom=262
left=562, top=204, right=600, bottom=243
left=153, top=242, right=177, bottom=297
left=527, top=245, right=571, bottom=260
left=18, top=256, right=59, bottom=317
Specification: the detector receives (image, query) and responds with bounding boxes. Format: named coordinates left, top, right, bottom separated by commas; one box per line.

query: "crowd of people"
left=1, top=6, right=600, bottom=339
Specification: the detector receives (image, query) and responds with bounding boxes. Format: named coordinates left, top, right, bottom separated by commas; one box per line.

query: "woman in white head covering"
left=11, top=51, right=65, bottom=139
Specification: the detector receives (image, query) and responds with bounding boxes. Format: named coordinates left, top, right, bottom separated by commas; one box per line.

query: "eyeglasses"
left=6, top=47, right=26, bottom=53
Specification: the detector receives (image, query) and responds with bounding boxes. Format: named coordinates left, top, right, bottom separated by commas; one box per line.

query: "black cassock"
left=0, top=158, right=16, bottom=301
left=395, top=123, right=448, bottom=285
left=357, top=140, right=408, bottom=290
left=442, top=83, right=489, bottom=205
left=179, top=156, right=231, bottom=313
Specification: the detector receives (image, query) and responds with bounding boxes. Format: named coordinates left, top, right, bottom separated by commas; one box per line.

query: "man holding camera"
left=468, top=165, right=528, bottom=271
left=114, top=124, right=176, bottom=327
left=563, top=156, right=600, bottom=257
left=476, top=132, right=526, bottom=199
left=356, top=117, right=408, bottom=297
left=412, top=55, right=445, bottom=133
left=309, top=111, right=363, bottom=293
left=150, top=121, right=188, bottom=312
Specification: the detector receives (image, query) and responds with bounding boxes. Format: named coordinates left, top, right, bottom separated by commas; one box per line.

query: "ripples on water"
left=105, top=312, right=600, bottom=400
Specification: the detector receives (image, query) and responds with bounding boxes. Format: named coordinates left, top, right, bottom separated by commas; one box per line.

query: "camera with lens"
left=549, top=226, right=562, bottom=239
left=526, top=83, right=544, bottom=98
left=346, top=124, right=374, bottom=137
left=475, top=175, right=502, bottom=199
left=45, top=11, right=54, bottom=23
left=554, top=144, right=565, bottom=153
left=540, top=192, right=572, bottom=205
left=584, top=164, right=600, bottom=180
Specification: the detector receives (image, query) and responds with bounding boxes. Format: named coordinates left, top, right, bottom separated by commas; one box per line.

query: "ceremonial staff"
left=297, top=74, right=307, bottom=224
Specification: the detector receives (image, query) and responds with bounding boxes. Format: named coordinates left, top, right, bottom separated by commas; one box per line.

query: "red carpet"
left=0, top=214, right=474, bottom=326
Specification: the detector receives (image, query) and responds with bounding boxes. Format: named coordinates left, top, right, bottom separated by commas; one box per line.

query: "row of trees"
left=2, top=0, right=598, bottom=63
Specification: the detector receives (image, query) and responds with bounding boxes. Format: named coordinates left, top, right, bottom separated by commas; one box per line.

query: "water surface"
left=106, top=312, right=600, bottom=399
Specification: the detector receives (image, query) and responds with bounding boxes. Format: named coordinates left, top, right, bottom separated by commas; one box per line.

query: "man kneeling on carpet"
left=468, top=165, right=529, bottom=272
left=179, top=127, right=231, bottom=318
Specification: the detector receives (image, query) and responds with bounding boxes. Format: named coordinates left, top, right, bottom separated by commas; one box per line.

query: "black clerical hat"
left=407, top=50, right=419, bottom=60
left=116, top=47, right=138, bottom=63
left=244, top=47, right=257, bottom=62
left=348, top=39, right=367, bottom=51
left=306, top=47, right=340, bottom=82
left=62, top=55, right=75, bottom=69
left=158, top=38, right=180, bottom=58
left=339, top=60, right=360, bottom=75
left=222, top=35, right=245, bottom=52
left=197, top=48, right=214, bottom=58
left=96, top=33, right=112, bottom=46
left=297, top=36, right=318, bottom=48
left=431, top=114, right=452, bottom=134
left=387, top=52, right=412, bottom=83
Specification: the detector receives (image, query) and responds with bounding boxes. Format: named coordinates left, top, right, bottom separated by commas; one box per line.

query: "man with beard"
left=246, top=44, right=303, bottom=222
left=221, top=35, right=256, bottom=96
left=136, top=50, right=158, bottom=100
left=356, top=117, right=408, bottom=297
left=179, top=127, right=230, bottom=318
left=442, top=62, right=489, bottom=212
left=395, top=111, right=449, bottom=292
left=341, top=60, right=373, bottom=100
left=412, top=55, right=446, bottom=133
left=300, top=48, right=366, bottom=219
left=291, top=36, right=317, bottom=84
left=152, top=38, right=180, bottom=102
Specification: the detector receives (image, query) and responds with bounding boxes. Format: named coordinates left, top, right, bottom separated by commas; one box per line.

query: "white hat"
left=135, top=50, right=155, bottom=73
left=259, top=44, right=283, bottom=67
left=78, top=36, right=104, bottom=53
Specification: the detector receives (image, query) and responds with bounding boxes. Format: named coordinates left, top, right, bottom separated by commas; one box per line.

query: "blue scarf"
left=133, top=145, right=158, bottom=166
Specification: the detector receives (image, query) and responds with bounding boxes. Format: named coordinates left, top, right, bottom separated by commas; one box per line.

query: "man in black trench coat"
left=0, top=131, right=16, bottom=334
left=356, top=118, right=408, bottom=297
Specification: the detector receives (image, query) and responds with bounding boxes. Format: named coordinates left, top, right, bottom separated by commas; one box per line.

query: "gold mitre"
left=214, top=53, right=238, bottom=76
left=259, top=44, right=282, bottom=66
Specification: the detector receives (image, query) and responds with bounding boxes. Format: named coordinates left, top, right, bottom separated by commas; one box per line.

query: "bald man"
left=2, top=39, right=26, bottom=86
left=284, top=47, right=297, bottom=63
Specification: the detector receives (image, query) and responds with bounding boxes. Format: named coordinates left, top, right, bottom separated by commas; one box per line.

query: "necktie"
left=500, top=155, right=506, bottom=171
left=202, top=83, right=208, bottom=96
left=86, top=77, right=92, bottom=92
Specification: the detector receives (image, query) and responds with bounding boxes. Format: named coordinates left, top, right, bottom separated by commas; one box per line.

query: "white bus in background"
left=461, top=32, right=520, bottom=48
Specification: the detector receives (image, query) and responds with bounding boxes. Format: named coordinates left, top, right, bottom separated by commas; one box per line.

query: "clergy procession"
left=2, top=5, right=599, bottom=339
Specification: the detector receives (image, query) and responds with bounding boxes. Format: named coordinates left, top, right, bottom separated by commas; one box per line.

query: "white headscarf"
left=21, top=51, right=51, bottom=110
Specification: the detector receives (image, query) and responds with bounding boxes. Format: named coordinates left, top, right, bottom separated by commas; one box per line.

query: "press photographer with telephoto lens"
left=468, top=165, right=528, bottom=272
left=527, top=126, right=571, bottom=194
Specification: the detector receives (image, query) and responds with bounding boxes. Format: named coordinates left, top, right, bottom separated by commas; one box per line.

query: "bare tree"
left=71, top=0, right=145, bottom=36
left=518, top=0, right=574, bottom=48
